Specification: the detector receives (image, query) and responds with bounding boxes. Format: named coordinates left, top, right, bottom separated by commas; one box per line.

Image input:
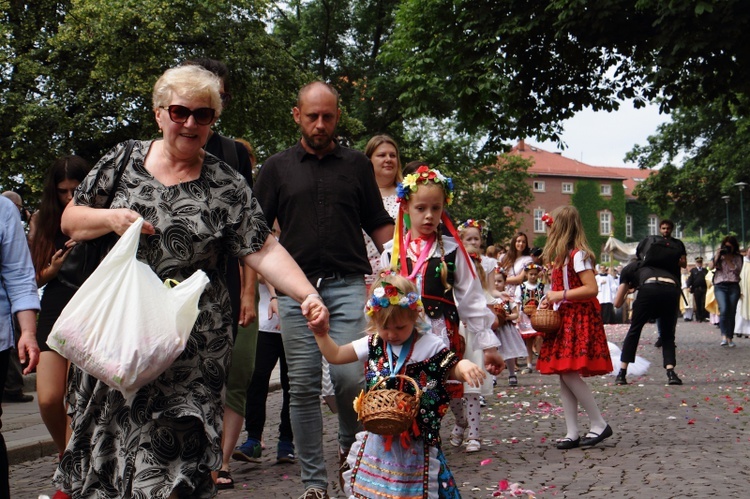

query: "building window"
left=648, top=215, right=658, bottom=235
left=599, top=211, right=612, bottom=235
left=562, top=182, right=573, bottom=194
left=601, top=253, right=611, bottom=264
left=600, top=184, right=612, bottom=196
left=533, top=208, right=546, bottom=233
left=533, top=180, right=545, bottom=192
left=626, top=215, right=632, bottom=238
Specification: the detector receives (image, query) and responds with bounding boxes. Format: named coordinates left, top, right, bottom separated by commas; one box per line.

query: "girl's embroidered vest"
left=407, top=250, right=458, bottom=325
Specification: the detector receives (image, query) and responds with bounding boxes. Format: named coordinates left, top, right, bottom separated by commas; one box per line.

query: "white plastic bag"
left=48, top=217, right=209, bottom=398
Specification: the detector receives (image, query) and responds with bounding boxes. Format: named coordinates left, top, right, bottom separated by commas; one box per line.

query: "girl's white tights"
left=559, top=372, right=607, bottom=440
left=451, top=395, right=481, bottom=440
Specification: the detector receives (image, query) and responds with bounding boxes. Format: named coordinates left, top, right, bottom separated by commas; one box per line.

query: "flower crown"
left=459, top=218, right=488, bottom=236
left=397, top=166, right=454, bottom=205
left=494, top=266, right=507, bottom=275
left=365, top=281, right=423, bottom=317
left=524, top=263, right=542, bottom=272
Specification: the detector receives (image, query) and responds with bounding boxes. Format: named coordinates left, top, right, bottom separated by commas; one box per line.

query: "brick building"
left=506, top=140, right=658, bottom=260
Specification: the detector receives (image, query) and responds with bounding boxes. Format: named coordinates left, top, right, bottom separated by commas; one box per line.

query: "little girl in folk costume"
left=312, top=273, right=488, bottom=498
left=380, top=166, right=505, bottom=383
left=489, top=267, right=528, bottom=387
left=537, top=206, right=614, bottom=450
left=515, top=263, right=545, bottom=373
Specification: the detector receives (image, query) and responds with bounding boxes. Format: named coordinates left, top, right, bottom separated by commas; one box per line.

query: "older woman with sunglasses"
left=52, top=65, right=329, bottom=499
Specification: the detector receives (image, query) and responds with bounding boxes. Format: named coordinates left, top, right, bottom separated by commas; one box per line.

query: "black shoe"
left=654, top=338, right=663, bottom=348
left=580, top=424, right=613, bottom=447
left=556, top=437, right=580, bottom=450
left=615, top=372, right=628, bottom=385
left=2, top=391, right=33, bottom=403
left=667, top=369, right=683, bottom=385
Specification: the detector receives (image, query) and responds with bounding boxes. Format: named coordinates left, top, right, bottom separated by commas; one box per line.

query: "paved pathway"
left=9, top=319, right=750, bottom=498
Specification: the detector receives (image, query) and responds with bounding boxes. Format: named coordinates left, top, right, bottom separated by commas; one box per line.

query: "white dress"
left=488, top=293, right=527, bottom=361
left=734, top=256, right=750, bottom=336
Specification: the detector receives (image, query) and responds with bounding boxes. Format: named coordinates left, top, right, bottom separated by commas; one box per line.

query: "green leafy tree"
left=626, top=97, right=750, bottom=239
left=1, top=0, right=304, bottom=202
left=383, top=0, right=750, bottom=154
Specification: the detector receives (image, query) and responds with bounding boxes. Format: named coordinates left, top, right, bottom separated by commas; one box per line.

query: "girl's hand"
left=544, top=291, right=564, bottom=305
left=483, top=349, right=506, bottom=375
left=302, top=294, right=329, bottom=335
left=455, top=360, right=487, bottom=387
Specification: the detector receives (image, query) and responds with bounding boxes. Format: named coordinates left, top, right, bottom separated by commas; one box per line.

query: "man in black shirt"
left=686, top=256, right=709, bottom=322
left=254, top=81, right=394, bottom=499
left=613, top=259, right=683, bottom=385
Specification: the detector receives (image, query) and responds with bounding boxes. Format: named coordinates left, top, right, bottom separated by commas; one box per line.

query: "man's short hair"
left=659, top=219, right=674, bottom=230
left=297, top=81, right=339, bottom=108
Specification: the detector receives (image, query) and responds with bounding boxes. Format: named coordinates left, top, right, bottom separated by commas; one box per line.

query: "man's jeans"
left=279, top=275, right=366, bottom=490
left=714, top=282, right=741, bottom=340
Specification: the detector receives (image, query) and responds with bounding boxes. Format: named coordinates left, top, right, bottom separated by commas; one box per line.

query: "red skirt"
left=536, top=300, right=613, bottom=377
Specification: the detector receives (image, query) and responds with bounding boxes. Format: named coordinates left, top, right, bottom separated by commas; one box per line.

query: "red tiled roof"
left=508, top=141, right=626, bottom=180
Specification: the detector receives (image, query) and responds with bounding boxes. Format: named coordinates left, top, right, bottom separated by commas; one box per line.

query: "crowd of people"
left=0, top=60, right=748, bottom=499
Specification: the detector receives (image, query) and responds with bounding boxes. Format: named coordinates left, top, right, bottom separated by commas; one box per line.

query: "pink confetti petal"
left=481, top=458, right=493, bottom=466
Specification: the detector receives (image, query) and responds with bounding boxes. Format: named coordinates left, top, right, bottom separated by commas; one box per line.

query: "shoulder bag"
left=57, top=140, right=135, bottom=290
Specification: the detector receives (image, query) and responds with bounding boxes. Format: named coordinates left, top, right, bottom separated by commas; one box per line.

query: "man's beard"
left=302, top=129, right=334, bottom=151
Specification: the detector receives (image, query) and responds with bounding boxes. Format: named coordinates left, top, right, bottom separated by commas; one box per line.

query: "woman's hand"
left=110, top=209, right=155, bottom=236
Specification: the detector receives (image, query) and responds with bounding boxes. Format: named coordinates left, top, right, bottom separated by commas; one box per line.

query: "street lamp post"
left=736, top=182, right=748, bottom=249
left=722, top=195, right=731, bottom=234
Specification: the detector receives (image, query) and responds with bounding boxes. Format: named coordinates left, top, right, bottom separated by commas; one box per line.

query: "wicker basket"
left=523, top=302, right=538, bottom=317
left=493, top=304, right=507, bottom=326
left=530, top=308, right=561, bottom=335
left=358, top=375, right=422, bottom=436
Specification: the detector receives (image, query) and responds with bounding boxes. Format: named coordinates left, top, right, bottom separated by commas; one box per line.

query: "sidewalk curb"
left=6, top=377, right=283, bottom=466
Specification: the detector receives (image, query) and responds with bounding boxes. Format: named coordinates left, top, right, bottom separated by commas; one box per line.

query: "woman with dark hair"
left=28, top=155, right=92, bottom=469
left=500, top=232, right=533, bottom=295
left=713, top=235, right=743, bottom=347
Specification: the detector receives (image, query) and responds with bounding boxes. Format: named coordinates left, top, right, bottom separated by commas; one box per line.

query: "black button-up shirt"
left=254, top=141, right=394, bottom=280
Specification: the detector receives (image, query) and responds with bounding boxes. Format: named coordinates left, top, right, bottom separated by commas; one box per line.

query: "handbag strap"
left=103, top=140, right=135, bottom=208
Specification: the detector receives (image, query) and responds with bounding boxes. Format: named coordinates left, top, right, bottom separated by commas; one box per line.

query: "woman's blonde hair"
left=366, top=272, right=422, bottom=332
left=542, top=205, right=596, bottom=268
left=364, top=134, right=403, bottom=185
left=153, top=65, right=223, bottom=113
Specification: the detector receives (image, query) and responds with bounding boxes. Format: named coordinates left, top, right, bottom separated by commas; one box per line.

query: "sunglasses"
left=160, top=105, right=216, bottom=126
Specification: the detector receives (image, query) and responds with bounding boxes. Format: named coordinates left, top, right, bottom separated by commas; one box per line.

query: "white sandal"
left=465, top=439, right=481, bottom=452
left=449, top=426, right=465, bottom=447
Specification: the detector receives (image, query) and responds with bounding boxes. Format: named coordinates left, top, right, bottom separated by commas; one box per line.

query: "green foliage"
left=1, top=0, right=304, bottom=203
left=448, top=153, right=534, bottom=245
left=570, top=180, right=625, bottom=260
left=627, top=97, right=750, bottom=242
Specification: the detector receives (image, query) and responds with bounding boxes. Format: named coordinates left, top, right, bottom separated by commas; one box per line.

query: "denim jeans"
left=279, top=275, right=367, bottom=490
left=714, top=282, right=741, bottom=340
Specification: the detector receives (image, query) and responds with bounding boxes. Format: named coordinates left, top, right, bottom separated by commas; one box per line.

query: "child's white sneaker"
left=449, top=426, right=465, bottom=447
left=465, top=439, right=481, bottom=452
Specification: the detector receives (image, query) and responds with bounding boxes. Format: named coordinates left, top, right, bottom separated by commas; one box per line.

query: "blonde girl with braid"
left=380, top=166, right=505, bottom=440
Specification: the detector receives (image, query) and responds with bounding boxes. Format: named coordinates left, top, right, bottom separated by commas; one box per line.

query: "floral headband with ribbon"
left=524, top=263, right=542, bottom=272
left=365, top=280, right=423, bottom=317
left=458, top=218, right=488, bottom=237
left=396, top=166, right=455, bottom=206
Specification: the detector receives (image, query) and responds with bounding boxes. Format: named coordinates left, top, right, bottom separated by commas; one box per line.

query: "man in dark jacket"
left=686, top=256, right=709, bottom=322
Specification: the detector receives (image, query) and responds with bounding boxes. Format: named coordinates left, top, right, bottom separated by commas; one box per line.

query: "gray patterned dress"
left=53, top=140, right=270, bottom=498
